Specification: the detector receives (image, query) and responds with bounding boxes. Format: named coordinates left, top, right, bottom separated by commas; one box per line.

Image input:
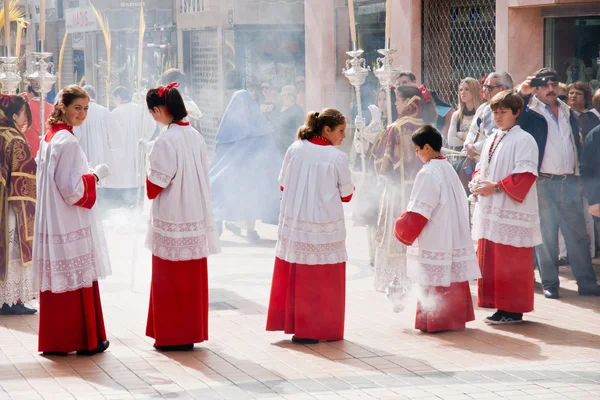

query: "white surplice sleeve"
left=334, top=153, right=354, bottom=198
left=148, top=137, right=177, bottom=188
left=54, top=140, right=90, bottom=205
left=512, top=132, right=539, bottom=176
left=407, top=168, right=441, bottom=220
left=279, top=147, right=291, bottom=188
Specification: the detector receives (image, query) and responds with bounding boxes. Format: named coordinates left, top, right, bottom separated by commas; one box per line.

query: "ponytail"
left=146, top=83, right=188, bottom=121
left=297, top=108, right=345, bottom=140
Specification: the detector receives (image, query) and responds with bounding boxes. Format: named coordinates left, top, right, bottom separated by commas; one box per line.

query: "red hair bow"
left=158, top=82, right=179, bottom=115
left=418, top=85, right=433, bottom=104
left=0, top=94, right=14, bottom=108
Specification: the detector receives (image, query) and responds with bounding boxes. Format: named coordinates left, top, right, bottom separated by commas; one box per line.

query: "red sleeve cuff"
left=146, top=176, right=164, bottom=200
left=74, top=174, right=97, bottom=209
left=498, top=172, right=537, bottom=203
left=341, top=186, right=355, bottom=203
left=472, top=170, right=480, bottom=180
left=394, top=211, right=428, bottom=246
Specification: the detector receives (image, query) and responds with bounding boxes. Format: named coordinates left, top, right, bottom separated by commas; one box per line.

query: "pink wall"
left=497, top=1, right=545, bottom=86
left=391, top=0, right=422, bottom=82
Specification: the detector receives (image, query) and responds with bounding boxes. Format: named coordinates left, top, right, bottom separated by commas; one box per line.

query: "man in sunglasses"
left=518, top=68, right=600, bottom=299
left=463, top=72, right=514, bottom=159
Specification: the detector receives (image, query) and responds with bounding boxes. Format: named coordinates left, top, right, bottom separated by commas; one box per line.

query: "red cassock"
left=395, top=211, right=475, bottom=333
left=477, top=172, right=537, bottom=313
left=145, top=178, right=209, bottom=346
left=38, top=173, right=108, bottom=353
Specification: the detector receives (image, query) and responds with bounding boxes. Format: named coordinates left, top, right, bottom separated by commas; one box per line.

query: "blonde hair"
left=47, top=85, right=89, bottom=126
left=457, top=78, right=483, bottom=125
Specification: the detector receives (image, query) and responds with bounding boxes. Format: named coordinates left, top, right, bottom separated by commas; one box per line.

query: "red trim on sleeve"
left=472, top=170, right=480, bottom=181
left=146, top=177, right=164, bottom=200
left=341, top=193, right=353, bottom=203
left=73, top=174, right=97, bottom=209
left=394, top=211, right=428, bottom=246
left=498, top=172, right=537, bottom=204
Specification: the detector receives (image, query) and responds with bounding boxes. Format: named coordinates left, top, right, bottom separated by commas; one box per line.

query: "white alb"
left=146, top=123, right=221, bottom=261
left=472, top=125, right=542, bottom=248
left=406, top=159, right=480, bottom=287
left=276, top=140, right=354, bottom=265
left=33, top=129, right=112, bottom=293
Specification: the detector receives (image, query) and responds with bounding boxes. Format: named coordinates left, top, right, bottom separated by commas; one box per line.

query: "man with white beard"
left=73, top=85, right=115, bottom=176
left=104, top=87, right=157, bottom=207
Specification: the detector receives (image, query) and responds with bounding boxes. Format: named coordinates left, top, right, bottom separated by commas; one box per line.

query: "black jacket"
left=517, top=94, right=581, bottom=171
left=581, top=124, right=600, bottom=205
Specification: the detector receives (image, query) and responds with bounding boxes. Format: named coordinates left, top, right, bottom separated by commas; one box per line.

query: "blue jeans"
left=535, top=176, right=598, bottom=291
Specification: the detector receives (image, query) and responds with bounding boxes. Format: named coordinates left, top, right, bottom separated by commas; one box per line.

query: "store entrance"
left=545, top=16, right=600, bottom=84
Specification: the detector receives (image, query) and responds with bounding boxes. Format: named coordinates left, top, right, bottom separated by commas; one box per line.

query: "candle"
left=39, top=0, right=46, bottom=41
left=4, top=0, right=10, bottom=50
left=348, top=0, right=356, bottom=44
left=385, top=0, right=391, bottom=43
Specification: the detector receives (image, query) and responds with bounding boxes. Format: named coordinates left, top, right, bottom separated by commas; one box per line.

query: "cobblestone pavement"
left=1, top=208, right=599, bottom=400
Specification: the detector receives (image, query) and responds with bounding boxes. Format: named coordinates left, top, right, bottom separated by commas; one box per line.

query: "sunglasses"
left=483, top=84, right=502, bottom=91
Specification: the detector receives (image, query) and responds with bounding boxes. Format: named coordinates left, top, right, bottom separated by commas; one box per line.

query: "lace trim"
left=515, top=160, right=538, bottom=170
left=478, top=204, right=538, bottom=224
left=36, top=252, right=105, bottom=294
left=151, top=232, right=219, bottom=261
left=411, top=246, right=476, bottom=262
left=474, top=218, right=542, bottom=248
left=149, top=169, right=171, bottom=186
left=4, top=225, right=36, bottom=305
left=40, top=227, right=92, bottom=244
left=408, top=199, right=434, bottom=218
left=279, top=214, right=345, bottom=234
left=275, top=238, right=347, bottom=265
left=408, top=260, right=481, bottom=287
left=152, top=218, right=209, bottom=233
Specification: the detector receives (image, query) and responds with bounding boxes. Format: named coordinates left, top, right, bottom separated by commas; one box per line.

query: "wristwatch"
left=494, top=184, right=502, bottom=194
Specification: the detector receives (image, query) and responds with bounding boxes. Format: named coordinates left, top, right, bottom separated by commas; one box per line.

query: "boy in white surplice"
left=394, top=125, right=480, bottom=333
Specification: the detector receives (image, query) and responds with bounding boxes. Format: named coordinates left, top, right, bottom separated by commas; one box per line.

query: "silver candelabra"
left=373, top=41, right=401, bottom=126
left=27, top=41, right=57, bottom=148
left=0, top=47, right=22, bottom=94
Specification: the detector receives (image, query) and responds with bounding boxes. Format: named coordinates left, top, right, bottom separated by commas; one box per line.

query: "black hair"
left=0, top=95, right=32, bottom=131
left=399, top=71, right=417, bottom=82
left=412, top=124, right=443, bottom=152
left=112, top=86, right=132, bottom=103
left=534, top=67, right=560, bottom=82
left=82, top=85, right=97, bottom=100
left=146, top=85, right=188, bottom=121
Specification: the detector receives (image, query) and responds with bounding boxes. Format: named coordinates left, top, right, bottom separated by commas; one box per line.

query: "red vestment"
left=146, top=256, right=209, bottom=346
left=145, top=178, right=210, bottom=346
left=23, top=99, right=54, bottom=157
left=395, top=210, right=475, bottom=332
left=476, top=172, right=537, bottom=313
left=266, top=257, right=346, bottom=340
left=37, top=123, right=106, bottom=353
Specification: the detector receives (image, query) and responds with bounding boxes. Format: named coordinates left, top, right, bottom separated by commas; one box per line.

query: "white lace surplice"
left=0, top=208, right=36, bottom=305
left=406, top=159, right=480, bottom=287
left=473, top=125, right=542, bottom=247
left=146, top=124, right=221, bottom=261
left=33, top=130, right=112, bottom=293
left=276, top=141, right=354, bottom=265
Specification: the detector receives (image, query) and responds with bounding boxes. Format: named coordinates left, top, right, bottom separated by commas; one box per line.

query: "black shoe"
left=291, top=336, right=319, bottom=344
left=485, top=310, right=523, bottom=325
left=153, top=343, right=194, bottom=352
left=42, top=351, right=69, bottom=356
left=578, top=284, right=600, bottom=296
left=543, top=288, right=559, bottom=299
left=558, top=257, right=569, bottom=266
left=224, top=222, right=241, bottom=235
left=77, top=340, right=110, bottom=356
left=0, top=303, right=37, bottom=315
left=247, top=230, right=260, bottom=243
